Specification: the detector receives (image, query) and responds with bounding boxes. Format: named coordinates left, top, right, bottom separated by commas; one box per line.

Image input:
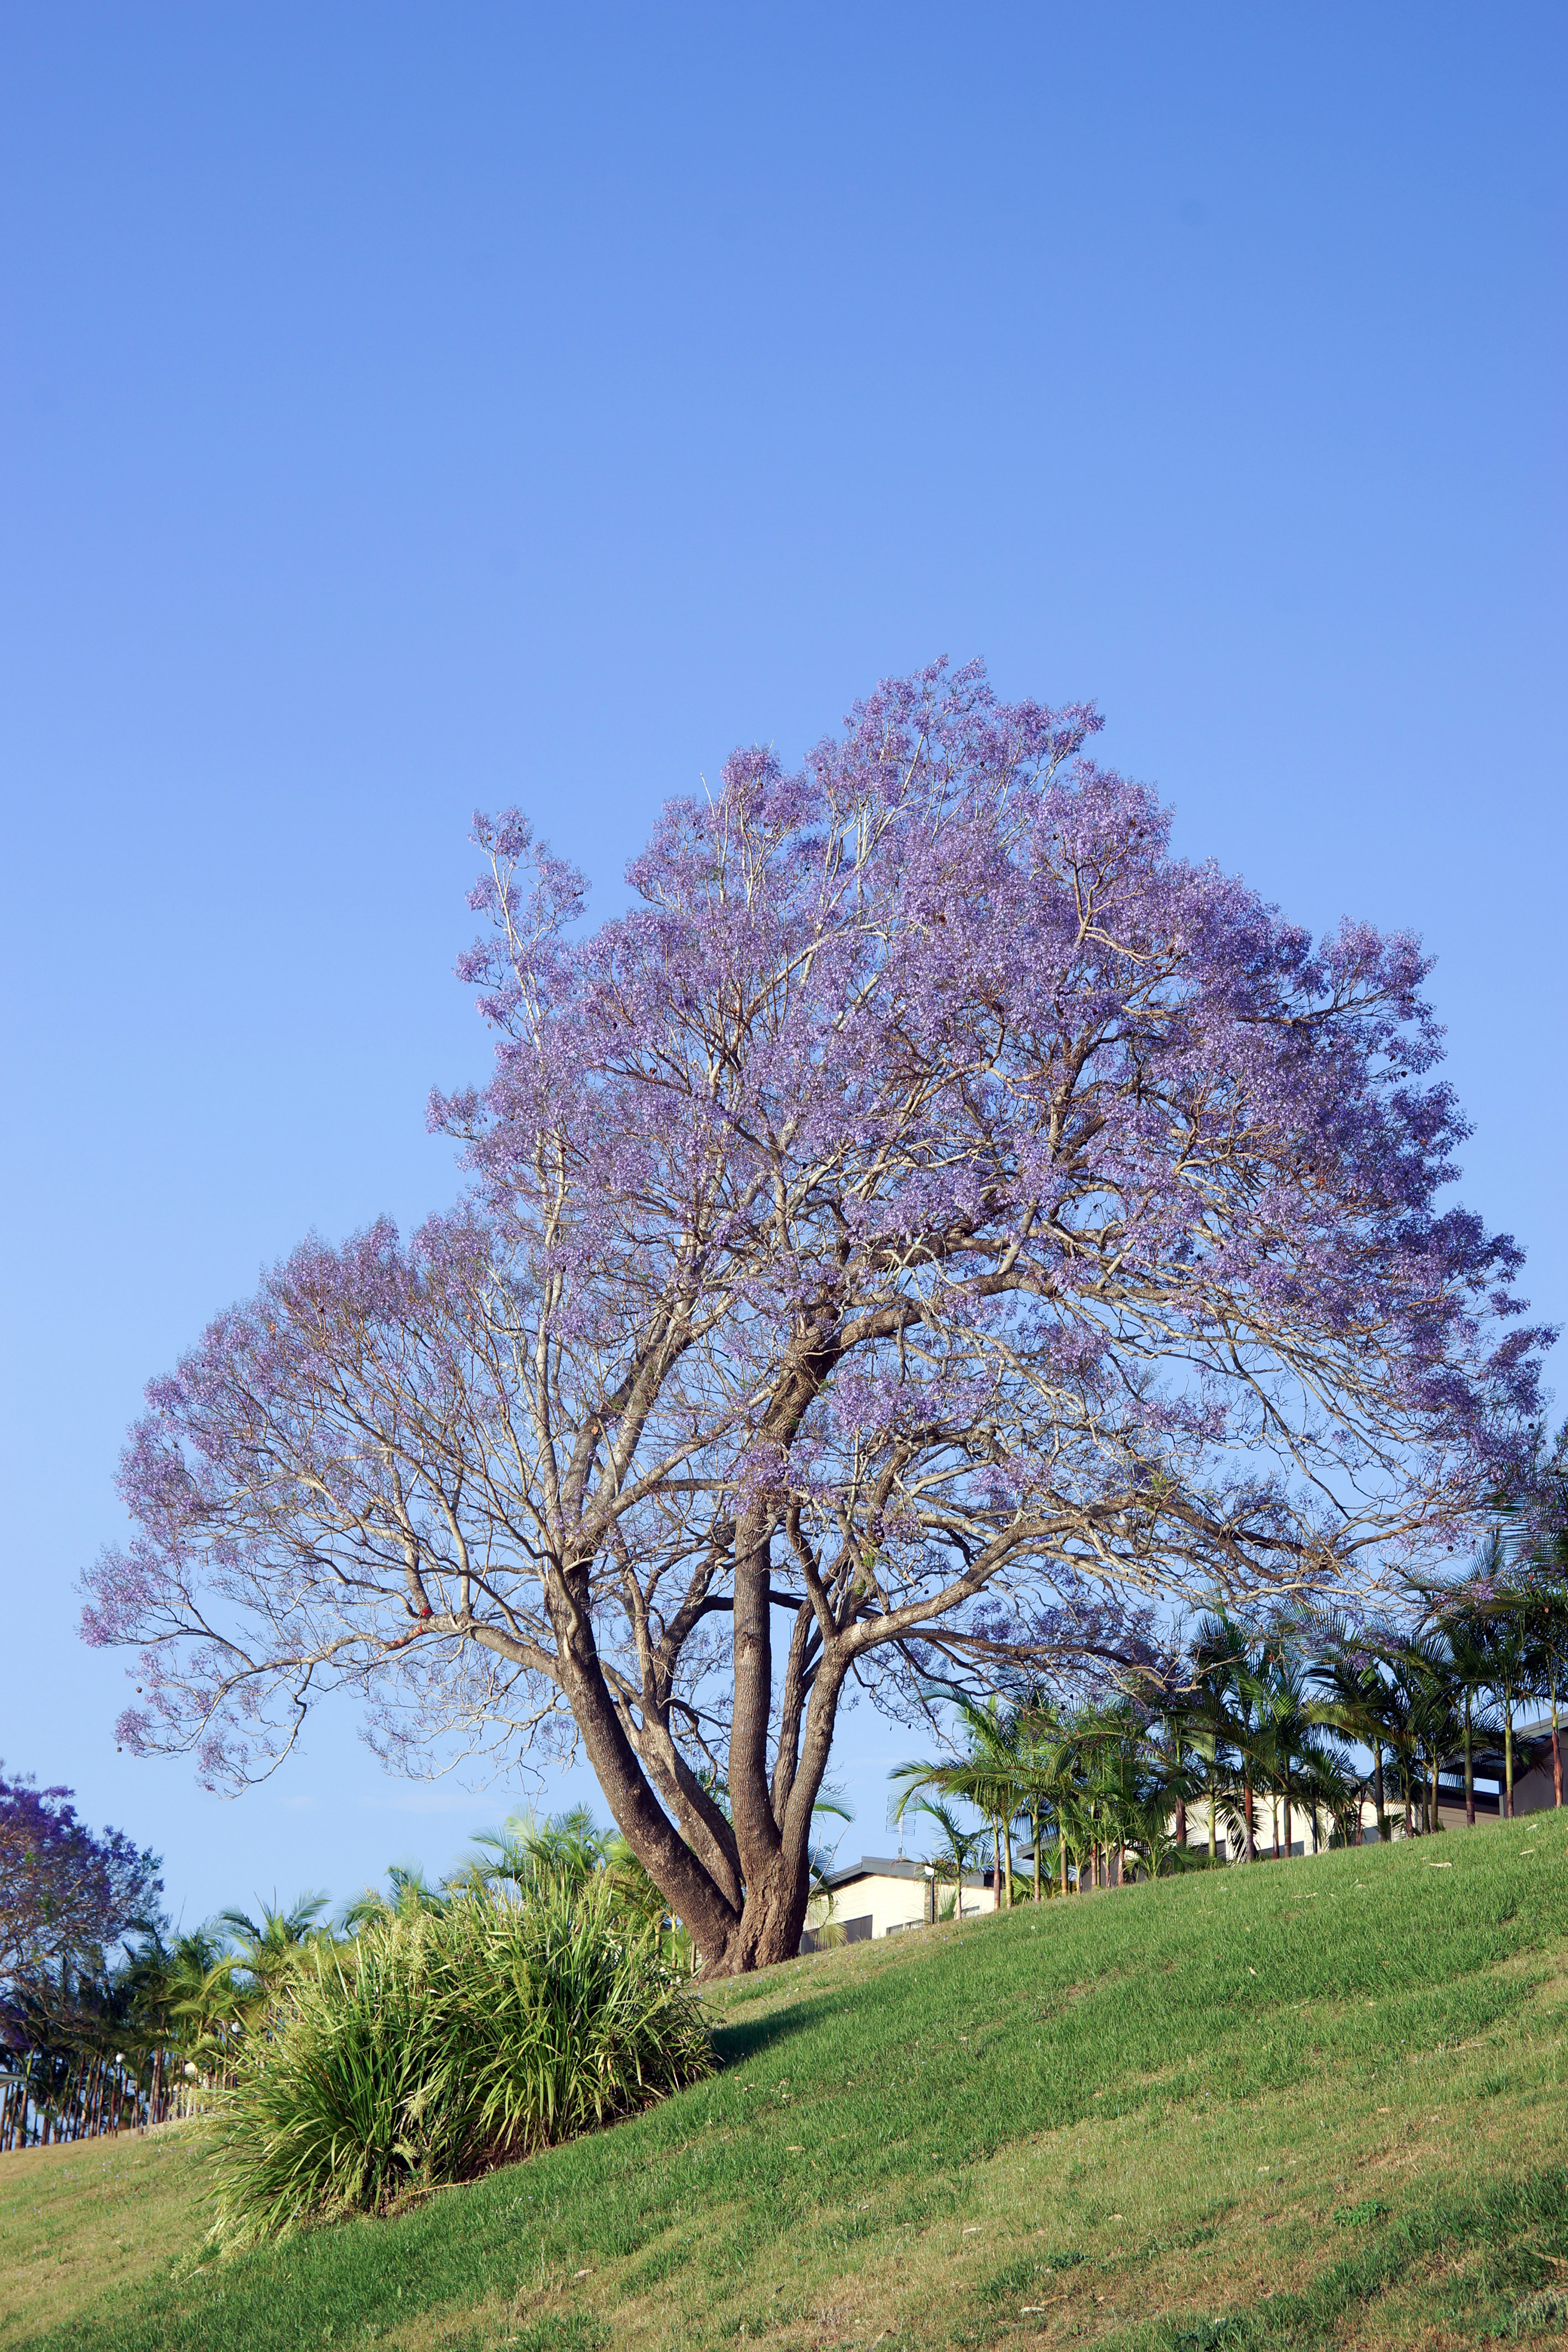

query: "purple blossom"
left=0, top=1769, right=163, bottom=1992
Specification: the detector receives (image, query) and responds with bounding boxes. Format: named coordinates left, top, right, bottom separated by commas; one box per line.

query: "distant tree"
left=896, top=1796, right=983, bottom=1924
left=340, top=1864, right=450, bottom=1930
left=0, top=1768, right=162, bottom=1997
left=460, top=1806, right=609, bottom=1902
left=83, top=664, right=1547, bottom=1973
left=1190, top=1611, right=1252, bottom=1862
left=201, top=1894, right=331, bottom=2048
left=1304, top=1614, right=1405, bottom=1842
left=892, top=1691, right=1030, bottom=1905
left=1507, top=1442, right=1568, bottom=1808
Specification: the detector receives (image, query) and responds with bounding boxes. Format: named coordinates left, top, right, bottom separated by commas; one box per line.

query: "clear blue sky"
left=1, top=4, right=1562, bottom=1929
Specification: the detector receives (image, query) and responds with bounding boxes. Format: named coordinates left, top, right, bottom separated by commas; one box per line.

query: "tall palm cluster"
left=891, top=1557, right=1568, bottom=1904
left=0, top=1808, right=684, bottom=2152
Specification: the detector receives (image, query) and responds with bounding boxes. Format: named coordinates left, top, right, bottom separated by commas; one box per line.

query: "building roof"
left=1437, top=1717, right=1559, bottom=1780
left=818, top=1852, right=990, bottom=1892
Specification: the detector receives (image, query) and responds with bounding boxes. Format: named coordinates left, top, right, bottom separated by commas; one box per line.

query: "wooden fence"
left=0, top=2049, right=210, bottom=2151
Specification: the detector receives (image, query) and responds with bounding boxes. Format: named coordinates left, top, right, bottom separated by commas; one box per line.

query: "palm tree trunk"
left=1003, top=1820, right=1014, bottom=1909
left=1060, top=1835, right=1068, bottom=1897
left=1283, top=1776, right=1293, bottom=1859
left=1552, top=1670, right=1563, bottom=1808
left=1504, top=1694, right=1514, bottom=1820
left=1243, top=1768, right=1255, bottom=1863
left=1032, top=1807, right=1042, bottom=1903
left=1374, top=1747, right=1388, bottom=1841
left=1464, top=1692, right=1475, bottom=1828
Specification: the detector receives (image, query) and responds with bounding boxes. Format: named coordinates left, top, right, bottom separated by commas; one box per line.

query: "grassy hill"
left=7, top=1812, right=1568, bottom=2351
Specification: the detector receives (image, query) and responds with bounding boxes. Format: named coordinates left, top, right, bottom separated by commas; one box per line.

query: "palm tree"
left=340, top=1863, right=450, bottom=1930
left=1006, top=1688, right=1071, bottom=1900
left=1305, top=1616, right=1400, bottom=1844
left=891, top=1691, right=1027, bottom=1907
left=1252, top=1634, right=1339, bottom=1858
left=1492, top=1424, right=1568, bottom=1807
left=1191, top=1610, right=1255, bottom=1862
left=111, top=1926, right=222, bottom=2120
left=898, top=1796, right=983, bottom=1924
left=1300, top=1743, right=1367, bottom=1855
left=461, top=1805, right=610, bottom=1898
left=1513, top=1563, right=1568, bottom=1810
left=1135, top=1666, right=1206, bottom=1862
left=1466, top=1586, right=1530, bottom=1820
left=1433, top=1601, right=1499, bottom=1828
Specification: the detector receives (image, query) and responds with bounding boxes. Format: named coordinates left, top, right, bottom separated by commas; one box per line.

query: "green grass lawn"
left=7, top=1812, right=1568, bottom=2351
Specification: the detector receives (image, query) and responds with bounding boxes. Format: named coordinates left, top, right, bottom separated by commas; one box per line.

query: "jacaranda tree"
left=82, top=662, right=1546, bottom=1972
left=0, top=1768, right=163, bottom=1997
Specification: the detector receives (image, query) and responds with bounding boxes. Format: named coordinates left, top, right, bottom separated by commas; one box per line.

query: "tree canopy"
left=81, top=661, right=1546, bottom=1971
left=0, top=1766, right=163, bottom=1998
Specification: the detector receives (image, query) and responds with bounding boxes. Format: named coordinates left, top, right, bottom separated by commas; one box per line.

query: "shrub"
left=207, top=1877, right=712, bottom=2244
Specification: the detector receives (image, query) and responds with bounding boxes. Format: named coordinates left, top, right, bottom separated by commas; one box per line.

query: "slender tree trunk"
left=1374, top=1748, right=1388, bottom=1841
left=1243, top=1768, right=1255, bottom=1863
left=1464, top=1693, right=1476, bottom=1827
left=1504, top=1696, right=1515, bottom=1820
left=1283, top=1778, right=1294, bottom=1859
left=1002, top=1820, right=1014, bottom=1909
left=1032, top=1809, right=1042, bottom=1904
left=1553, top=1671, right=1563, bottom=1809
left=1060, top=1835, right=1068, bottom=1897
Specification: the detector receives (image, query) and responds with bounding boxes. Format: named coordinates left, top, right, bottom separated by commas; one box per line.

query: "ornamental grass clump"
left=207, top=1877, right=711, bottom=2246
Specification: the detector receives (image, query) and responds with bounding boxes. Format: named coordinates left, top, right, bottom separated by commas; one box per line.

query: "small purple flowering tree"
left=83, top=664, right=1546, bottom=1973
left=0, top=1769, right=163, bottom=1996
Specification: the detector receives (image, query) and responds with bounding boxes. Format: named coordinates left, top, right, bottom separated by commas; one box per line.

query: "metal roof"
left=818, top=1852, right=992, bottom=1892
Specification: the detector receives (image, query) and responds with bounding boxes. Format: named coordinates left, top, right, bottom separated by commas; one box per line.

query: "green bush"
left=207, top=1877, right=712, bottom=2245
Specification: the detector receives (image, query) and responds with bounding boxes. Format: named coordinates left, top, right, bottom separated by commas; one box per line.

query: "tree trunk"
left=704, top=1845, right=814, bottom=1975
left=1504, top=1697, right=1514, bottom=1820
left=1553, top=1675, right=1563, bottom=1808
left=1243, top=1769, right=1255, bottom=1863
left=1374, top=1747, right=1388, bottom=1841
left=1032, top=1810, right=1042, bottom=1904
left=1464, top=1693, right=1475, bottom=1827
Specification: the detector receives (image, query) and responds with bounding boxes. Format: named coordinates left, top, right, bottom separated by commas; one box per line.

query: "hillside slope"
left=11, top=1813, right=1568, bottom=2351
